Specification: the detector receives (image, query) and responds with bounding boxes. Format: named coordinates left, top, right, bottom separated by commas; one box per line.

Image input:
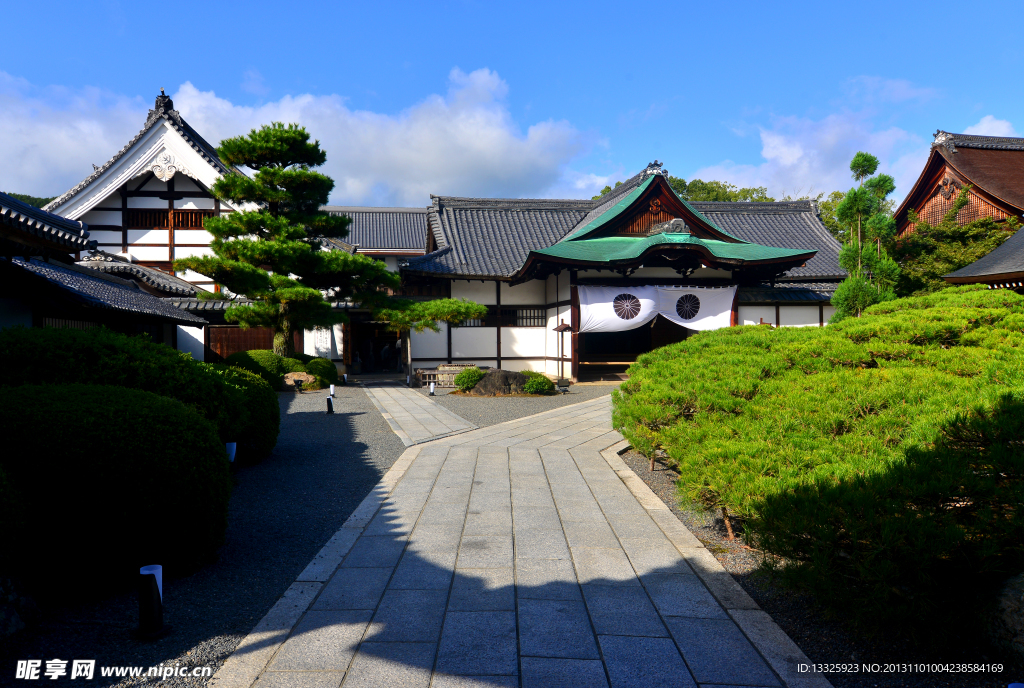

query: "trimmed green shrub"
left=210, top=365, right=280, bottom=462
left=225, top=349, right=335, bottom=390
left=523, top=372, right=555, bottom=394
left=0, top=327, right=246, bottom=441
left=453, top=366, right=486, bottom=391
left=0, top=385, right=231, bottom=593
left=613, top=285, right=1024, bottom=634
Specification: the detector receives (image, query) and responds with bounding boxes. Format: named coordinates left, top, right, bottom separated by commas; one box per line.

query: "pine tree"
left=175, top=122, right=486, bottom=358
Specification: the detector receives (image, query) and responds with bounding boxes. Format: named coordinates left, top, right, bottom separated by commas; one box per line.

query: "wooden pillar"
left=495, top=280, right=502, bottom=369
left=120, top=185, right=128, bottom=253
left=446, top=320, right=452, bottom=364
left=775, top=303, right=780, bottom=328
left=730, top=287, right=739, bottom=326
left=167, top=176, right=175, bottom=264
left=570, top=275, right=579, bottom=381
left=819, top=302, right=824, bottom=327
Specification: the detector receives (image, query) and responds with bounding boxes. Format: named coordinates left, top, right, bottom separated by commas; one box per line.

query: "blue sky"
left=2, top=0, right=1021, bottom=206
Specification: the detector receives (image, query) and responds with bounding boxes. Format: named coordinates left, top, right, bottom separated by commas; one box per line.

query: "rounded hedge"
left=209, top=365, right=281, bottom=462
left=453, top=367, right=486, bottom=391
left=523, top=372, right=555, bottom=394
left=0, top=384, right=231, bottom=594
left=305, top=358, right=339, bottom=386
left=225, top=349, right=336, bottom=390
left=0, top=327, right=246, bottom=441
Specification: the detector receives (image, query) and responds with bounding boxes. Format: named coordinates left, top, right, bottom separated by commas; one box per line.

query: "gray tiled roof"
left=407, top=197, right=592, bottom=278
left=945, top=228, right=1024, bottom=279
left=690, top=201, right=844, bottom=280
left=321, top=206, right=428, bottom=252
left=0, top=191, right=95, bottom=252
left=933, top=130, right=1024, bottom=153
left=44, top=94, right=234, bottom=212
left=737, top=281, right=837, bottom=303
left=77, top=253, right=198, bottom=296
left=170, top=298, right=252, bottom=312
left=11, top=257, right=206, bottom=324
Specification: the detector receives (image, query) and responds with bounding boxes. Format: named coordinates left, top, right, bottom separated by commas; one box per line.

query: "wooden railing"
left=124, top=210, right=216, bottom=229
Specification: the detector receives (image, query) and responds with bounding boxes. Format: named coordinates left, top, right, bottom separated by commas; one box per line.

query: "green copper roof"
left=534, top=233, right=813, bottom=264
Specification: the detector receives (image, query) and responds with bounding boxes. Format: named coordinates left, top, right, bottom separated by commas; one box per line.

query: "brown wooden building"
left=895, top=131, right=1024, bottom=236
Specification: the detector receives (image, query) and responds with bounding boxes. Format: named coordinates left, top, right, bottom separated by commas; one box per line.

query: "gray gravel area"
left=415, top=382, right=618, bottom=427
left=620, top=449, right=1019, bottom=688
left=1, top=386, right=406, bottom=688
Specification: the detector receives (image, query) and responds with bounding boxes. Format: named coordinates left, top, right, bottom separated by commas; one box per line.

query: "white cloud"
left=240, top=69, right=269, bottom=97
left=687, top=112, right=929, bottom=202
left=843, top=76, right=939, bottom=104
left=0, top=69, right=592, bottom=205
left=963, top=115, right=1017, bottom=137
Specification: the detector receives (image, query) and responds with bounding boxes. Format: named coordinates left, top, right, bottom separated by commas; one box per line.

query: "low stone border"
left=599, top=439, right=833, bottom=688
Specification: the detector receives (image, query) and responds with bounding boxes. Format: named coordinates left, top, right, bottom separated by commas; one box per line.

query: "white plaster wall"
left=175, top=177, right=200, bottom=191
left=451, top=280, right=497, bottom=305
left=414, top=359, right=450, bottom=370
left=89, top=230, right=123, bottom=245
left=557, top=272, right=571, bottom=301
left=176, top=326, right=204, bottom=361
left=175, top=246, right=215, bottom=259
left=452, top=327, right=496, bottom=357
left=174, top=198, right=216, bottom=210
left=412, top=325, right=448, bottom=359
left=545, top=274, right=556, bottom=303
left=332, top=323, right=344, bottom=359
left=779, top=305, right=822, bottom=327
left=502, top=328, right=546, bottom=358
left=501, top=280, right=545, bottom=305
left=82, top=210, right=122, bottom=226
left=130, top=247, right=170, bottom=261
left=502, top=359, right=546, bottom=373
left=142, top=178, right=167, bottom=191
left=381, top=257, right=399, bottom=272
left=128, top=197, right=169, bottom=209
left=129, top=229, right=168, bottom=244
left=177, top=269, right=213, bottom=283
left=822, top=305, right=836, bottom=323
left=175, top=230, right=214, bottom=244
left=738, top=305, right=776, bottom=327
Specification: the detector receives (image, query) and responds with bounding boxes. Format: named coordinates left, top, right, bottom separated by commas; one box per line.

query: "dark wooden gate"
left=205, top=326, right=303, bottom=362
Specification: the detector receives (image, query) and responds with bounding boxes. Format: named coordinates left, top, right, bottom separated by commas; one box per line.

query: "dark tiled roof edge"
left=77, top=257, right=198, bottom=296
left=0, top=191, right=95, bottom=252
left=933, top=130, right=1024, bottom=153
left=322, top=205, right=427, bottom=214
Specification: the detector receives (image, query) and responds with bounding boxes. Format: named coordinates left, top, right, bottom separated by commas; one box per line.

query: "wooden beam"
left=819, top=302, right=824, bottom=327
left=120, top=185, right=128, bottom=252
left=775, top=304, right=780, bottom=327
left=570, top=280, right=579, bottom=381
left=730, top=287, right=739, bottom=327
left=495, top=280, right=502, bottom=369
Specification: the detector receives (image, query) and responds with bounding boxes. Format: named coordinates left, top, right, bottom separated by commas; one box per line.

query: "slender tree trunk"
left=274, top=304, right=295, bottom=357
left=858, top=217, right=862, bottom=272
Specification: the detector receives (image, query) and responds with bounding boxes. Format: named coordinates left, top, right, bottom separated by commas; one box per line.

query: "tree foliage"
left=891, top=187, right=1019, bottom=295
left=5, top=192, right=56, bottom=208
left=175, top=123, right=400, bottom=356
left=592, top=177, right=774, bottom=202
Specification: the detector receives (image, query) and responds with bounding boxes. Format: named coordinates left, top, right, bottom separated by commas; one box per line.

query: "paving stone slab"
left=598, top=635, right=697, bottom=688
left=642, top=573, right=729, bottom=619
left=515, top=559, right=582, bottom=600
left=253, top=672, right=343, bottom=688
left=313, top=567, right=391, bottom=610
left=518, top=598, right=599, bottom=659
left=435, top=611, right=518, bottom=676
left=342, top=642, right=435, bottom=688
left=429, top=676, right=517, bottom=688
left=571, top=547, right=641, bottom=586
left=521, top=657, right=609, bottom=688
left=267, top=609, right=371, bottom=671
left=447, top=567, right=515, bottom=611
left=664, top=616, right=781, bottom=687
left=366, top=589, right=448, bottom=642
left=341, top=536, right=408, bottom=569
left=581, top=584, right=670, bottom=637
left=456, top=535, right=513, bottom=568
left=514, top=528, right=571, bottom=560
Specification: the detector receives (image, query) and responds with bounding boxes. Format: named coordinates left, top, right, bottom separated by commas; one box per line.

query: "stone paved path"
left=362, top=381, right=477, bottom=445
left=212, top=397, right=829, bottom=688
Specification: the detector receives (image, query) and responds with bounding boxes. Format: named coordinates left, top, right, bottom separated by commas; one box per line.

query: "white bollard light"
left=343, top=373, right=348, bottom=383
left=225, top=442, right=237, bottom=463
left=407, top=375, right=411, bottom=385
left=329, top=384, right=335, bottom=397
left=137, top=565, right=166, bottom=638
left=429, top=382, right=436, bottom=396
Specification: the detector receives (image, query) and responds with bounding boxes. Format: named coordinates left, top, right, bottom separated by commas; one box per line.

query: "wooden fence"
left=206, top=326, right=303, bottom=362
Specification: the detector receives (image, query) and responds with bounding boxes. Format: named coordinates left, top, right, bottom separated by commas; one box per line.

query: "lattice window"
left=502, top=308, right=546, bottom=327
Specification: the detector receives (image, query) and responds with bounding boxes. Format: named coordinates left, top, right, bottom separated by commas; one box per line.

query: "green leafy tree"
left=669, top=176, right=774, bottom=202
left=818, top=190, right=846, bottom=241
left=175, top=123, right=487, bottom=359
left=831, top=152, right=900, bottom=319
left=6, top=192, right=57, bottom=208
left=891, top=187, right=1020, bottom=295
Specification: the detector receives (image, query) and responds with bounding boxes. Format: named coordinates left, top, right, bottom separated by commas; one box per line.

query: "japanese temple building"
left=402, top=163, right=843, bottom=381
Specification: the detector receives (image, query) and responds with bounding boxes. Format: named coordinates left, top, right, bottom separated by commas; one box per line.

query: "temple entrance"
left=348, top=316, right=400, bottom=374
left=577, top=315, right=691, bottom=381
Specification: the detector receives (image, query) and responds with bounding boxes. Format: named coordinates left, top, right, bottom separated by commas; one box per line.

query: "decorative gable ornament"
left=936, top=176, right=962, bottom=200
left=135, top=150, right=197, bottom=182
left=648, top=218, right=691, bottom=236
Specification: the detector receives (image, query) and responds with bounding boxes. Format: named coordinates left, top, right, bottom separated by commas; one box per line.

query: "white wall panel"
left=822, top=305, right=836, bottom=323
left=411, top=326, right=448, bottom=359
left=501, top=280, right=545, bottom=304
left=174, top=197, right=216, bottom=210
left=177, top=326, right=204, bottom=361
left=502, top=328, right=546, bottom=358
left=141, top=178, right=167, bottom=191
left=128, top=197, right=168, bottom=209
left=779, top=305, right=822, bottom=328
left=452, top=327, right=496, bottom=357
left=130, top=246, right=169, bottom=261
left=452, top=280, right=497, bottom=305
left=88, top=230, right=123, bottom=244
left=738, top=305, right=776, bottom=327
left=175, top=177, right=200, bottom=191
left=558, top=272, right=570, bottom=301
left=175, top=230, right=213, bottom=244
left=502, top=359, right=546, bottom=372
left=177, top=269, right=213, bottom=283
left=82, top=210, right=122, bottom=226
left=128, top=229, right=168, bottom=244
left=174, top=246, right=215, bottom=259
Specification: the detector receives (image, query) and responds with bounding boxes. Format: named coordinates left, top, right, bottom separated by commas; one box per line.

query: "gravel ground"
left=415, top=382, right=618, bottom=428
left=1, top=386, right=406, bottom=688
left=620, top=449, right=1020, bottom=688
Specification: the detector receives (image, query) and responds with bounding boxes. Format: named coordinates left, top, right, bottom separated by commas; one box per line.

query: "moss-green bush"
left=0, top=385, right=231, bottom=594
left=225, top=349, right=335, bottom=390
left=523, top=371, right=555, bottom=394
left=613, top=285, right=1024, bottom=634
left=210, top=365, right=280, bottom=462
left=0, top=327, right=246, bottom=441
left=454, top=367, right=486, bottom=391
